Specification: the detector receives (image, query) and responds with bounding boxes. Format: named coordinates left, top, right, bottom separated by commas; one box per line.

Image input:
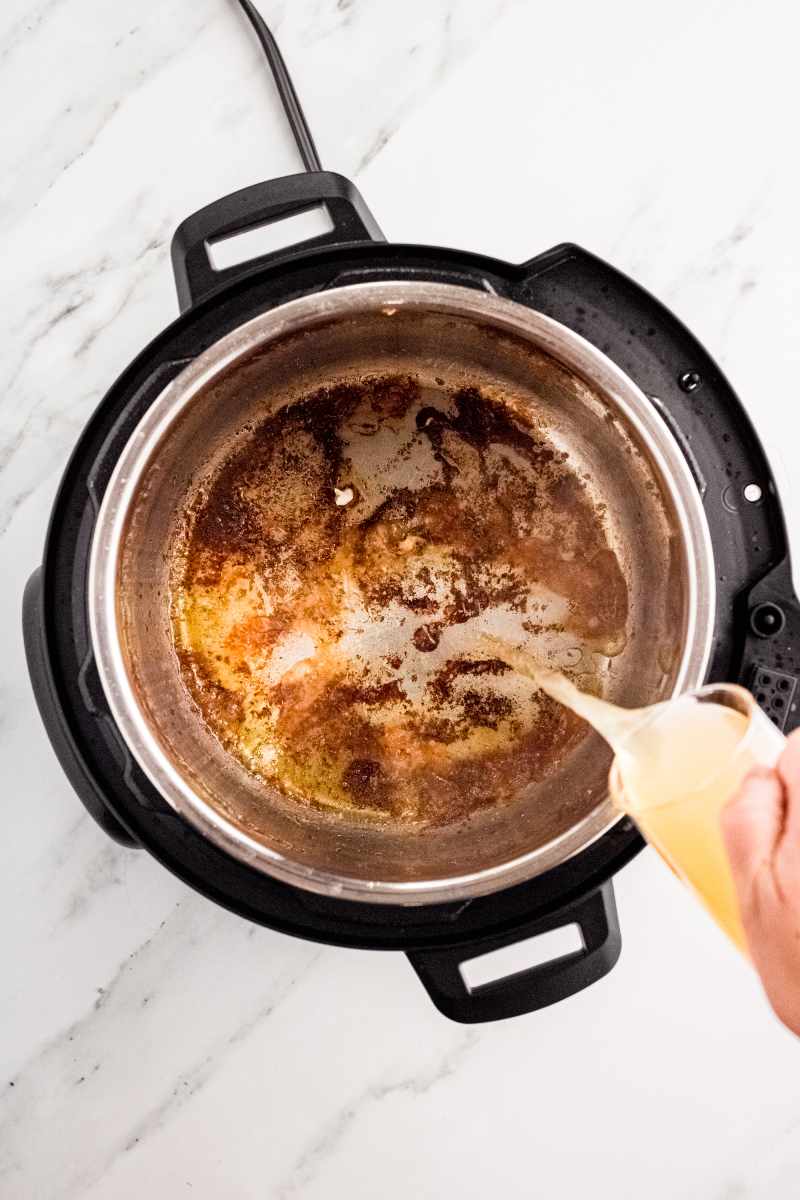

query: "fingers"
left=721, top=735, right=800, bottom=1039
left=777, top=729, right=800, bottom=846
left=721, top=766, right=785, bottom=895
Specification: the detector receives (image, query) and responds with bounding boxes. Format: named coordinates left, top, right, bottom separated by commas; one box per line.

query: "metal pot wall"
left=88, top=280, right=715, bottom=904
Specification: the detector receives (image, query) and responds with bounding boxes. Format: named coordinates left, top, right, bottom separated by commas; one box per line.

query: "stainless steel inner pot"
left=88, top=282, right=715, bottom=904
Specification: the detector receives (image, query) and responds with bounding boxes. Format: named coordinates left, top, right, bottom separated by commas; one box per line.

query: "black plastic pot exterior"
left=23, top=172, right=800, bottom=1023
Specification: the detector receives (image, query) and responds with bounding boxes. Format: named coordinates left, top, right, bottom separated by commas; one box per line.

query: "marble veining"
left=1, top=896, right=325, bottom=1196
left=274, top=1031, right=481, bottom=1199
left=4, top=0, right=800, bottom=1196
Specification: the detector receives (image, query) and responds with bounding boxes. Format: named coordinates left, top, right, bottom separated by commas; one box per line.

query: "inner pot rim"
left=88, top=280, right=716, bottom=905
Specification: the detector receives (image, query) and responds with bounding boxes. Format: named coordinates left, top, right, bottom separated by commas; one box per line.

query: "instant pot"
left=22, top=4, right=800, bottom=1022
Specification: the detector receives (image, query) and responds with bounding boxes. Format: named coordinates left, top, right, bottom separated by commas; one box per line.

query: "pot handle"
left=22, top=568, right=138, bottom=847
left=171, top=171, right=384, bottom=312
left=406, top=882, right=621, bottom=1024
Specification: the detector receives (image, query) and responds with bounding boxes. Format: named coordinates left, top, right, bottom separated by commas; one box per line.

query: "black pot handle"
left=407, top=881, right=621, bottom=1024
left=171, top=170, right=384, bottom=312
left=22, top=568, right=138, bottom=847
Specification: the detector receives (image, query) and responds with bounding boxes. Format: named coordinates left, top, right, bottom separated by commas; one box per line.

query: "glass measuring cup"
left=609, top=684, right=786, bottom=952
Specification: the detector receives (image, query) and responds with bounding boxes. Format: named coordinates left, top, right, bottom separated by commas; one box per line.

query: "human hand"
left=722, top=730, right=800, bottom=1035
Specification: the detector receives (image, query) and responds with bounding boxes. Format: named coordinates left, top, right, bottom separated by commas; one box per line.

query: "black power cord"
left=233, top=0, right=322, bottom=173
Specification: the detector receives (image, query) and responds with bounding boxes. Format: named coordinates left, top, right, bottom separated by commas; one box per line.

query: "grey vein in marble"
left=0, top=2, right=220, bottom=230
left=58, top=841, right=128, bottom=925
left=118, top=949, right=324, bottom=1161
left=0, top=897, right=323, bottom=1198
left=276, top=1030, right=481, bottom=1198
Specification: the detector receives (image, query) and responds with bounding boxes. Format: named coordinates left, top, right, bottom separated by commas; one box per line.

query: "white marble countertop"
left=4, top=1, right=800, bottom=1196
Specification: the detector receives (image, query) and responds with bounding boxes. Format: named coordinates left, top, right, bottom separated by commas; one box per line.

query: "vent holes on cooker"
left=750, top=667, right=798, bottom=732
left=744, top=483, right=763, bottom=504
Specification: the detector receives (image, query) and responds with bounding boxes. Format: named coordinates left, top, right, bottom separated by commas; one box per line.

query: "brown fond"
left=171, top=374, right=628, bottom=829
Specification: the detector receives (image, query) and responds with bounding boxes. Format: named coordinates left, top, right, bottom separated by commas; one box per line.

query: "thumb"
left=721, top=766, right=785, bottom=895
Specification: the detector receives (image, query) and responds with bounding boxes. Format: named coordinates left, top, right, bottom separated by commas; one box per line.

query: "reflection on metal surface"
left=88, top=282, right=715, bottom=904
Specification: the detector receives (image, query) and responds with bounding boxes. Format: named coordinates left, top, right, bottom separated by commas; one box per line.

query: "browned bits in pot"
left=341, top=759, right=391, bottom=810
left=171, top=372, right=629, bottom=830
left=413, top=623, right=443, bottom=652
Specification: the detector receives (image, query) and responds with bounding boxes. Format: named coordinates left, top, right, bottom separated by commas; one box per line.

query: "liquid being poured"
left=478, top=636, right=783, bottom=952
